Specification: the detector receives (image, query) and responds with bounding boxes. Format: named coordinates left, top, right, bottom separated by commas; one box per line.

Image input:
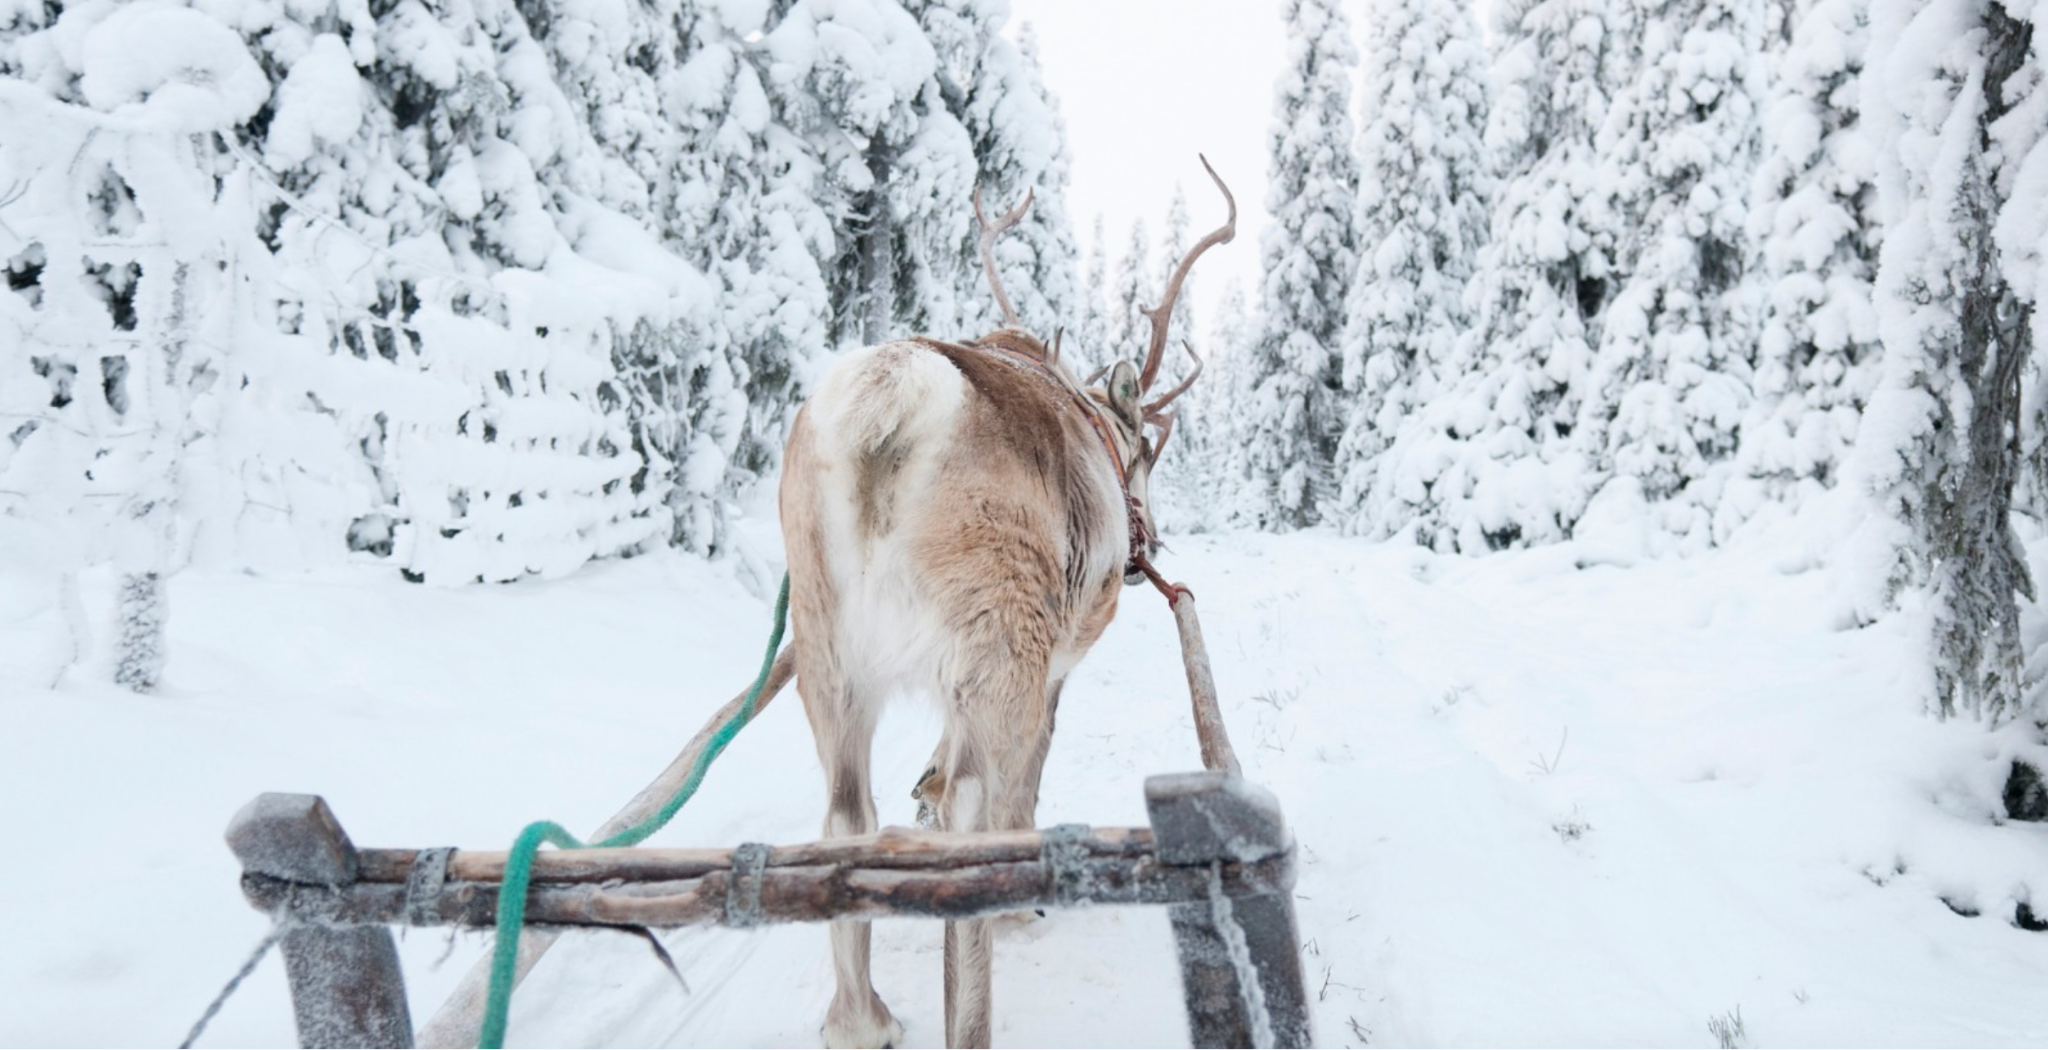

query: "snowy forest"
left=1156, top=0, right=2048, bottom=728
left=0, top=0, right=1080, bottom=672
left=8, top=0, right=2048, bottom=1045
left=6, top=0, right=2046, bottom=724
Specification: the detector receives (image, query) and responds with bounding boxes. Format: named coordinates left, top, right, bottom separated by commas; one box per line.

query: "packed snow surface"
left=6, top=520, right=2048, bottom=1047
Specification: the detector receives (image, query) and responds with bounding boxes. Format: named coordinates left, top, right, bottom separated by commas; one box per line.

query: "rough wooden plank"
left=358, top=825, right=1155, bottom=885
left=1169, top=592, right=1242, bottom=775
left=226, top=794, right=413, bottom=1049
left=241, top=847, right=1291, bottom=931
left=1146, top=773, right=1311, bottom=1049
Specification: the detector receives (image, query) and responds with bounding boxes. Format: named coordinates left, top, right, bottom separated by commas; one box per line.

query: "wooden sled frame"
left=224, top=596, right=1314, bottom=1048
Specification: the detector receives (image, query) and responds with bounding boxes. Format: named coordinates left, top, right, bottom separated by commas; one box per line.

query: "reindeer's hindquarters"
left=784, top=342, right=976, bottom=696
left=780, top=338, right=1125, bottom=1049
left=781, top=341, right=977, bottom=1049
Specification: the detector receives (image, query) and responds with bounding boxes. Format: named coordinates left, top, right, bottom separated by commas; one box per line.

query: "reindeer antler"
left=1150, top=409, right=1179, bottom=459
left=974, top=184, right=1034, bottom=329
left=1137, top=156, right=1236, bottom=392
left=1144, top=341, right=1203, bottom=420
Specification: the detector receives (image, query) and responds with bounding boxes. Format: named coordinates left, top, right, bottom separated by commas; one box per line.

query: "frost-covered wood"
left=1169, top=592, right=1243, bottom=776
left=1146, top=772, right=1312, bottom=1049
left=246, top=824, right=1293, bottom=932
left=226, top=794, right=412, bottom=1049
left=236, top=782, right=1306, bottom=1049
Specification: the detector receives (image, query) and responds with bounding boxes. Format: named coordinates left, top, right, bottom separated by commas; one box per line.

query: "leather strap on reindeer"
left=969, top=158, right=1235, bottom=609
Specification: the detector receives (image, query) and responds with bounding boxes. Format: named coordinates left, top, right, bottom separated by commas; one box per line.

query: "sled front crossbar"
left=227, top=771, right=1314, bottom=1048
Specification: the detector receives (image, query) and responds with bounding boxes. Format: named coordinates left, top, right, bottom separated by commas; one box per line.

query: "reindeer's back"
left=781, top=336, right=1127, bottom=690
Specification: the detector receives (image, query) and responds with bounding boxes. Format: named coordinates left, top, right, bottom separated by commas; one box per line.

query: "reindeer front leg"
left=916, top=675, right=1062, bottom=831
left=938, top=654, right=1057, bottom=1048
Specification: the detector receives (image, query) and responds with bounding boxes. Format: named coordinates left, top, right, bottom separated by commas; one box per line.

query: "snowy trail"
left=6, top=529, right=2048, bottom=1047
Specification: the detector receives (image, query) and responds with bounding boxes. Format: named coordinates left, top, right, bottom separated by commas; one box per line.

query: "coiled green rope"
left=479, top=573, right=791, bottom=1048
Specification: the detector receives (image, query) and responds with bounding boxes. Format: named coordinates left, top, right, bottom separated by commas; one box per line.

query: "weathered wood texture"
left=1169, top=593, right=1243, bottom=776
left=417, top=647, right=795, bottom=1048
left=229, top=776, right=1311, bottom=1050
left=242, top=825, right=1290, bottom=931
left=226, top=794, right=414, bottom=1049
left=1146, top=772, right=1312, bottom=1049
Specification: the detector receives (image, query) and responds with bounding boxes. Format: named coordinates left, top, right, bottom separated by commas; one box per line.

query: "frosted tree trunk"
left=115, top=256, right=196, bottom=694
left=1928, top=2, right=2033, bottom=720
left=1858, top=0, right=2036, bottom=722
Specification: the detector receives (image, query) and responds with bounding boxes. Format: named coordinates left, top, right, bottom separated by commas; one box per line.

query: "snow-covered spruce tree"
left=1109, top=217, right=1153, bottom=359
left=1844, top=0, right=2034, bottom=720
left=769, top=0, right=941, bottom=347
left=1332, top=0, right=1491, bottom=539
left=1079, top=213, right=1114, bottom=369
left=1576, top=0, right=1764, bottom=543
left=940, top=14, right=1081, bottom=343
left=0, top=4, right=245, bottom=683
left=1403, top=0, right=1627, bottom=551
left=660, top=0, right=833, bottom=551
left=1155, top=276, right=1256, bottom=534
left=1721, top=0, right=1881, bottom=534
left=1152, top=184, right=1199, bottom=352
left=237, top=0, right=713, bottom=581
left=2001, top=13, right=2048, bottom=520
left=1237, top=0, right=1361, bottom=530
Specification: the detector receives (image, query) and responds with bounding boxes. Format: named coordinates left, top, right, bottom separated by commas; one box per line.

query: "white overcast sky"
left=1006, top=0, right=1375, bottom=316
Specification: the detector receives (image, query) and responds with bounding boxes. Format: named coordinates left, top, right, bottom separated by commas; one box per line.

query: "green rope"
left=478, top=573, right=791, bottom=1049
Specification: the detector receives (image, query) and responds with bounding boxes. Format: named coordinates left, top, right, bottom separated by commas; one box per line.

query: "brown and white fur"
left=778, top=162, right=1234, bottom=1049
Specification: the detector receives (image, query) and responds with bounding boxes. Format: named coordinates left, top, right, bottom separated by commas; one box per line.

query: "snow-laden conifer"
left=1238, top=0, right=1361, bottom=530
left=1721, top=0, right=1881, bottom=534
left=1109, top=217, right=1153, bottom=360
left=1578, top=0, right=1764, bottom=543
left=1332, top=0, right=1491, bottom=539
left=1079, top=213, right=1114, bottom=370
left=1842, top=0, right=2035, bottom=721
left=1390, top=0, right=1625, bottom=550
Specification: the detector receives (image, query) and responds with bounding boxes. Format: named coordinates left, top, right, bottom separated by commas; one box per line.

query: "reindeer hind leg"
left=799, top=660, right=905, bottom=1049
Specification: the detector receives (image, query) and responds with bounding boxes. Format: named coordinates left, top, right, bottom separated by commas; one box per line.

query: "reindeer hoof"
left=909, top=765, right=937, bottom=801
left=911, top=765, right=947, bottom=828
left=821, top=1008, right=904, bottom=1049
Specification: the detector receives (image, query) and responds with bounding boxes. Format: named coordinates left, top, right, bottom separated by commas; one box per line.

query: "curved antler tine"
left=1150, top=410, right=1178, bottom=459
left=1144, top=341, right=1204, bottom=419
left=1137, top=155, right=1236, bottom=392
left=1084, top=362, right=1111, bottom=386
left=975, top=184, right=1035, bottom=329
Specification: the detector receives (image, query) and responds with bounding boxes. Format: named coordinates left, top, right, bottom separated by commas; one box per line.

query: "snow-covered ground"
left=7, top=518, right=2048, bottom=1048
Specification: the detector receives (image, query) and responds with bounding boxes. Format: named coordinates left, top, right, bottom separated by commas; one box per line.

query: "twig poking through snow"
left=1528, top=727, right=1569, bottom=776
left=1707, top=1005, right=1747, bottom=1049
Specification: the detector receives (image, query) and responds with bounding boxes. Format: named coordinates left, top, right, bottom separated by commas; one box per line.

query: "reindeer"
left=777, top=160, right=1234, bottom=1049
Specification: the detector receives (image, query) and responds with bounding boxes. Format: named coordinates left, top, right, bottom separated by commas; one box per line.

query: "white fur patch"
left=800, top=342, right=969, bottom=705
